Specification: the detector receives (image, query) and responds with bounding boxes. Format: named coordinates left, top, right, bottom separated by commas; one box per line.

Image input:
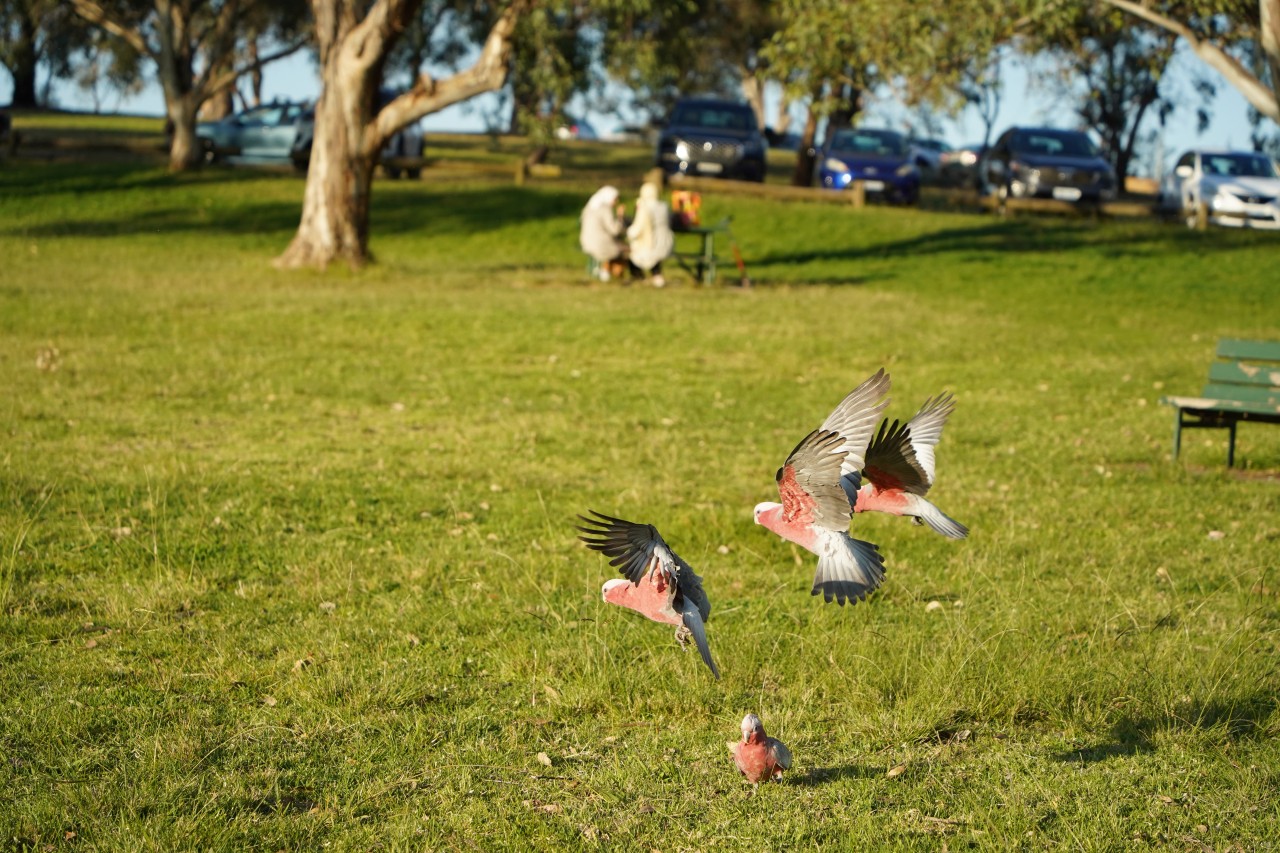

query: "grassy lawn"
left=2, top=141, right=1279, bottom=850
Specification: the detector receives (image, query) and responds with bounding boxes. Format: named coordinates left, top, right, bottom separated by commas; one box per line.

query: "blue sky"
left=3, top=40, right=1262, bottom=177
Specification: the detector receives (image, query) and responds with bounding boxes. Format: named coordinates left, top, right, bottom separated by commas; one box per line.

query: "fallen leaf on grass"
left=292, top=656, right=313, bottom=672
left=536, top=752, right=553, bottom=767
left=262, top=695, right=277, bottom=707
left=887, top=764, right=907, bottom=778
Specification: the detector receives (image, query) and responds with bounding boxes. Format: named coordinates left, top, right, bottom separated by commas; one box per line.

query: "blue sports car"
left=816, top=128, right=919, bottom=204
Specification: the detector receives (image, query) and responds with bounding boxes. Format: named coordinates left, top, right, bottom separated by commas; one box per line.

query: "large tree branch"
left=1101, top=0, right=1278, bottom=121
left=371, top=1, right=526, bottom=143
left=201, top=36, right=310, bottom=100
left=69, top=0, right=152, bottom=57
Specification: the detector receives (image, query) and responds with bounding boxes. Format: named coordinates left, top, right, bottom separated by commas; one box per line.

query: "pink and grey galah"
left=728, top=713, right=793, bottom=784
left=848, top=393, right=969, bottom=539
left=578, top=510, right=720, bottom=679
left=753, top=369, right=891, bottom=605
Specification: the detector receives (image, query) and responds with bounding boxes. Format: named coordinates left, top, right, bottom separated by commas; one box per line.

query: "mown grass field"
left=2, top=126, right=1279, bottom=850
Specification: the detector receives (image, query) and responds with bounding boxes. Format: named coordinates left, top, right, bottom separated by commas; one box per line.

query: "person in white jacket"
left=626, top=181, right=675, bottom=287
left=579, top=185, right=627, bottom=280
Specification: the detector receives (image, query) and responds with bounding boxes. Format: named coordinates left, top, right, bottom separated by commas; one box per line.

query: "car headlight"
left=895, top=163, right=917, bottom=177
left=824, top=157, right=849, bottom=174
left=675, top=141, right=690, bottom=161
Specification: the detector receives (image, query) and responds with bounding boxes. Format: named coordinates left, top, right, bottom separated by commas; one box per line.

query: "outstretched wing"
left=818, top=368, right=891, bottom=479
left=862, top=418, right=931, bottom=496
left=901, top=393, right=955, bottom=487
left=777, top=429, right=852, bottom=533
left=577, top=511, right=672, bottom=584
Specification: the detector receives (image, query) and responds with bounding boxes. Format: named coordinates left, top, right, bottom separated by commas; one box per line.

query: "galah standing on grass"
left=848, top=393, right=969, bottom=539
left=728, top=713, right=792, bottom=784
left=753, top=369, right=891, bottom=605
left=577, top=510, right=720, bottom=679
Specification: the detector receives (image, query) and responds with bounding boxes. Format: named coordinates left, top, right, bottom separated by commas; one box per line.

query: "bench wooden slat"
left=1205, top=361, right=1280, bottom=390
left=1217, top=338, right=1280, bottom=360
left=1166, top=393, right=1280, bottom=414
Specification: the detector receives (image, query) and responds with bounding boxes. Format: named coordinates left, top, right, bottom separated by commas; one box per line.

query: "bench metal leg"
left=1172, top=411, right=1183, bottom=460
left=1227, top=420, right=1237, bottom=467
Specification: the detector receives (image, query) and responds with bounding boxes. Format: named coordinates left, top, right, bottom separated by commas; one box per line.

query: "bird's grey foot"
left=674, top=625, right=692, bottom=650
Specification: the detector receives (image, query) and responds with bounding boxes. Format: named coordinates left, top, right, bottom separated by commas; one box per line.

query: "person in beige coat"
left=626, top=182, right=675, bottom=286
left=579, top=185, right=627, bottom=280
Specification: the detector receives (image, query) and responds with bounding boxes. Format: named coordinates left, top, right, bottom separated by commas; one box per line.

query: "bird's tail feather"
left=916, top=498, right=968, bottom=539
left=812, top=534, right=885, bottom=606
left=680, top=599, right=720, bottom=679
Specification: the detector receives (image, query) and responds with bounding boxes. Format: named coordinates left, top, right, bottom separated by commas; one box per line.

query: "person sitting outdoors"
left=579, top=185, right=627, bottom=281
left=626, top=181, right=675, bottom=287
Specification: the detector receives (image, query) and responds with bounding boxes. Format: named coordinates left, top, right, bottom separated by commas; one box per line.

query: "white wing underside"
left=819, top=369, right=891, bottom=479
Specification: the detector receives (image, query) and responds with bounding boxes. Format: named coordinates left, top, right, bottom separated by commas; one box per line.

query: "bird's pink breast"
left=732, top=741, right=778, bottom=783
left=602, top=573, right=681, bottom=626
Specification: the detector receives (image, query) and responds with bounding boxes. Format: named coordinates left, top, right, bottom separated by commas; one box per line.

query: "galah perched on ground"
left=728, top=713, right=792, bottom=784
left=753, top=369, right=891, bottom=605
left=577, top=510, right=720, bottom=679
left=847, top=393, right=969, bottom=539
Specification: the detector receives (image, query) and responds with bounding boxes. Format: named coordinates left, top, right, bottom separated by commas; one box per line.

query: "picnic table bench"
left=1160, top=338, right=1280, bottom=466
left=672, top=216, right=731, bottom=284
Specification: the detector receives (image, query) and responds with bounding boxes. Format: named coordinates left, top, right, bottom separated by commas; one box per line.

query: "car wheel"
left=406, top=168, right=421, bottom=179
left=385, top=166, right=402, bottom=179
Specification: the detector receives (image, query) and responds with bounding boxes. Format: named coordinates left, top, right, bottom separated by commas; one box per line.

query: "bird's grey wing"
left=777, top=429, right=853, bottom=533
left=862, top=417, right=931, bottom=496
left=679, top=595, right=720, bottom=679
left=674, top=556, right=713, bottom=623
left=818, top=369, right=891, bottom=478
left=577, top=510, right=666, bottom=584
left=767, top=737, right=793, bottom=771
left=902, top=393, right=955, bottom=487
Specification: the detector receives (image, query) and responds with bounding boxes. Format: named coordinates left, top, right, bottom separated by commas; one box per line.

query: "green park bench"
left=1160, top=338, right=1280, bottom=466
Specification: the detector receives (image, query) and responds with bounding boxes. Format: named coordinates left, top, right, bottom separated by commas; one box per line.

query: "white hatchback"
left=1160, top=149, right=1280, bottom=230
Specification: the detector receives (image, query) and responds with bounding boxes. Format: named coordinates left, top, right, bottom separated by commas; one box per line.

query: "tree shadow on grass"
left=750, top=218, right=1260, bottom=270
left=1, top=162, right=585, bottom=243
left=1053, top=694, right=1278, bottom=765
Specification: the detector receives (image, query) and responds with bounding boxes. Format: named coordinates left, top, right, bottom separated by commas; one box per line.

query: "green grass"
left=2, top=151, right=1279, bottom=851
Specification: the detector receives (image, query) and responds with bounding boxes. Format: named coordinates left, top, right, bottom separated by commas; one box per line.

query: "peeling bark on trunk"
left=275, top=80, right=379, bottom=269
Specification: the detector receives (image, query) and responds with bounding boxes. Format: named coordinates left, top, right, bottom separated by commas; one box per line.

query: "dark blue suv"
left=656, top=98, right=767, bottom=182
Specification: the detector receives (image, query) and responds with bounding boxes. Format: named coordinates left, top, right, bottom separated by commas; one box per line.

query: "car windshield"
left=1201, top=153, right=1278, bottom=178
left=830, top=130, right=907, bottom=156
left=670, top=105, right=756, bottom=131
left=1010, top=130, right=1098, bottom=158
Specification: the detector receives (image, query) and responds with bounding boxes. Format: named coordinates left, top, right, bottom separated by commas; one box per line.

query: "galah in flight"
left=754, top=369, right=890, bottom=605
left=577, top=510, right=720, bottom=679
left=728, top=713, right=793, bottom=784
left=848, top=393, right=969, bottom=539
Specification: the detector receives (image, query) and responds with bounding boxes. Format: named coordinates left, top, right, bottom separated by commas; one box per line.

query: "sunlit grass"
left=1, top=156, right=1278, bottom=849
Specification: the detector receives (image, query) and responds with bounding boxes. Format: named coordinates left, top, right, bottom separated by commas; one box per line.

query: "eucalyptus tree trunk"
left=275, top=0, right=524, bottom=270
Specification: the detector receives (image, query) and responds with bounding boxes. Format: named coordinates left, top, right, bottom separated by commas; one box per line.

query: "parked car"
left=1158, top=149, right=1280, bottom=230
left=197, top=100, right=310, bottom=163
left=979, top=126, right=1116, bottom=209
left=290, top=91, right=426, bottom=178
left=655, top=98, right=767, bottom=182
left=909, top=137, right=952, bottom=179
left=555, top=117, right=597, bottom=141
left=939, top=142, right=987, bottom=187
left=815, top=127, right=920, bottom=204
